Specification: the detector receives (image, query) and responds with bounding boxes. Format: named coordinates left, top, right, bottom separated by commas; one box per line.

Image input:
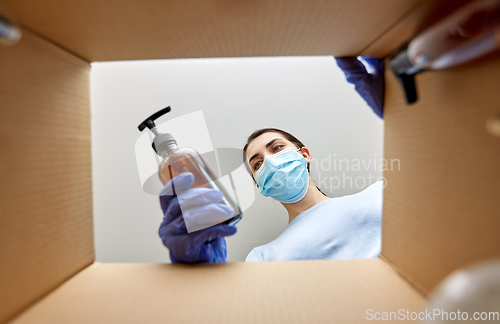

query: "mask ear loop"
left=296, top=146, right=311, bottom=172
left=296, top=146, right=305, bottom=158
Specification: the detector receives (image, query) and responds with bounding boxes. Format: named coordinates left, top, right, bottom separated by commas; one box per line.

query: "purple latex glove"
left=158, top=172, right=237, bottom=263
left=335, top=57, right=385, bottom=119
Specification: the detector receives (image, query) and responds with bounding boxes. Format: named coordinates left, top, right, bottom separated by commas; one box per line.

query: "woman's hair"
left=242, top=128, right=328, bottom=197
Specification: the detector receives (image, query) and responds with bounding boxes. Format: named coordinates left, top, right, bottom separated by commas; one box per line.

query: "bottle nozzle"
left=138, top=106, right=177, bottom=155
left=138, top=106, right=172, bottom=132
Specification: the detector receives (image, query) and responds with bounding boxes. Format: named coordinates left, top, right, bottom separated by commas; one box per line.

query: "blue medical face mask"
left=254, top=147, right=309, bottom=203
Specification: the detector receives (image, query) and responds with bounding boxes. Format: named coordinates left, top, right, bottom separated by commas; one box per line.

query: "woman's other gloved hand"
left=158, top=172, right=237, bottom=263
left=334, top=56, right=385, bottom=119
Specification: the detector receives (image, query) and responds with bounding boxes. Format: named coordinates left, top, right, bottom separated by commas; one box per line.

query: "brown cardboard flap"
left=0, top=29, right=93, bottom=323
left=382, top=53, right=500, bottom=295
left=1, top=0, right=421, bottom=62
left=10, top=259, right=424, bottom=324
left=361, top=0, right=478, bottom=58
left=360, top=0, right=435, bottom=58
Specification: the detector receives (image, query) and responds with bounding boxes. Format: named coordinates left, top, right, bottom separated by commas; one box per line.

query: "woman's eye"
left=253, top=161, right=262, bottom=170
left=273, top=145, right=283, bottom=152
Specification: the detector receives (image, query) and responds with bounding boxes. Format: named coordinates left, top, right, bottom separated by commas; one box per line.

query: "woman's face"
left=246, top=132, right=308, bottom=181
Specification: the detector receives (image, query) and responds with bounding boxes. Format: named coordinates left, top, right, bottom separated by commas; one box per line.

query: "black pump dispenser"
left=138, top=106, right=177, bottom=154
left=138, top=106, right=171, bottom=132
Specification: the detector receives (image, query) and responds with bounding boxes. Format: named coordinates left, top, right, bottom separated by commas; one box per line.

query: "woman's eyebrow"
left=248, top=153, right=259, bottom=165
left=265, top=138, right=281, bottom=149
left=248, top=138, right=283, bottom=165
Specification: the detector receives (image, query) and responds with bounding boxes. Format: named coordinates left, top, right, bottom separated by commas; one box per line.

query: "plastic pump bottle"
left=138, top=107, right=242, bottom=231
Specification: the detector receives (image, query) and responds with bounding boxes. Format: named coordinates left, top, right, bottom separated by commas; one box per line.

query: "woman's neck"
left=282, top=177, right=330, bottom=223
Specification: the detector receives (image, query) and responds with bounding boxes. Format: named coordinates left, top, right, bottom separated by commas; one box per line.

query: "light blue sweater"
left=245, top=181, right=383, bottom=262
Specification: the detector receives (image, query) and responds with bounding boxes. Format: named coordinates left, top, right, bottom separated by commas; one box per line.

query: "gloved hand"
left=158, top=172, right=237, bottom=263
left=334, top=56, right=385, bottom=119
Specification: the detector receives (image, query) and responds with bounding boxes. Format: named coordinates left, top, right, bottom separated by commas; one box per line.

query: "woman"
left=158, top=128, right=382, bottom=263
left=243, top=128, right=382, bottom=261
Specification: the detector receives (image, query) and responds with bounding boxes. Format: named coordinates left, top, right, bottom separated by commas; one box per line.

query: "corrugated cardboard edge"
left=382, top=52, right=500, bottom=295
left=360, top=0, right=436, bottom=57
left=10, top=259, right=425, bottom=324
left=379, top=254, right=427, bottom=297
left=1, top=0, right=423, bottom=61
left=0, top=28, right=94, bottom=323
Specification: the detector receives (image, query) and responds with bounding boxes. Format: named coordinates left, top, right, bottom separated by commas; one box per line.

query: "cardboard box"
left=1, top=0, right=499, bottom=322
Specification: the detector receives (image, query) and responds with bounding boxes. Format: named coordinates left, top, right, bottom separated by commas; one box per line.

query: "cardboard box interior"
left=0, top=0, right=426, bottom=61
left=1, top=0, right=499, bottom=323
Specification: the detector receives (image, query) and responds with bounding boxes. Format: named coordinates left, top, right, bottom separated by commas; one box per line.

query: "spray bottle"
left=138, top=107, right=242, bottom=232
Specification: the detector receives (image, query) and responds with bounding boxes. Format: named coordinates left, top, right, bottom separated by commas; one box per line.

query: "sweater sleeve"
left=245, top=248, right=263, bottom=262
